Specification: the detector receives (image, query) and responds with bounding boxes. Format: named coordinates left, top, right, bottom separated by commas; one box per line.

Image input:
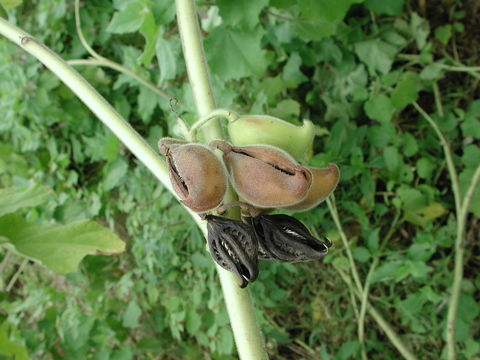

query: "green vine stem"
left=334, top=265, right=418, bottom=360
left=327, top=197, right=417, bottom=360
left=412, top=102, right=480, bottom=360
left=189, top=108, right=240, bottom=140
left=175, top=0, right=267, bottom=359
left=358, top=210, right=401, bottom=360
left=70, top=0, right=174, bottom=101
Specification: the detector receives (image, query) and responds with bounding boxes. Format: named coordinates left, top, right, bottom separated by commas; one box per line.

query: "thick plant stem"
left=175, top=1, right=267, bottom=359
left=0, top=18, right=171, bottom=191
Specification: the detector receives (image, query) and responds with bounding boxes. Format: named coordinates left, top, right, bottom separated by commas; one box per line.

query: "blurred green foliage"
left=1, top=0, right=479, bottom=359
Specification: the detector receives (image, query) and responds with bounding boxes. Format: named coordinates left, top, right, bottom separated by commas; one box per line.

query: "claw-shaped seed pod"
left=247, top=214, right=331, bottom=263
left=205, top=215, right=258, bottom=288
left=158, top=138, right=227, bottom=213
left=211, top=140, right=312, bottom=208
left=282, top=164, right=340, bottom=212
left=228, top=115, right=315, bottom=160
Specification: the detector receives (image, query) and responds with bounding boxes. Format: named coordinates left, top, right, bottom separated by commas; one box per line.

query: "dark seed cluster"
left=205, top=213, right=332, bottom=288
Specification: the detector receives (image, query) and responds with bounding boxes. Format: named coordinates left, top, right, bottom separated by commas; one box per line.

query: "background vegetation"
left=1, top=0, right=479, bottom=359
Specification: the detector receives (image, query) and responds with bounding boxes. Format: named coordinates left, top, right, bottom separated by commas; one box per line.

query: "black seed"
left=205, top=215, right=259, bottom=287
left=247, top=214, right=331, bottom=263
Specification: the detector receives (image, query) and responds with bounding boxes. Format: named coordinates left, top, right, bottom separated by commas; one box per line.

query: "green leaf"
left=137, top=86, right=158, bottom=123
left=138, top=10, right=158, bottom=66
left=217, top=0, right=269, bottom=30
left=405, top=203, right=448, bottom=227
left=103, top=158, right=129, bottom=191
left=292, top=21, right=338, bottom=42
left=370, top=261, right=404, bottom=283
left=103, top=134, right=120, bottom=162
left=416, top=157, right=436, bottom=180
left=435, top=24, right=452, bottom=45
left=217, top=327, right=234, bottom=355
left=364, top=94, right=395, bottom=123
left=186, top=308, right=201, bottom=335
left=0, top=183, right=51, bottom=217
left=461, top=100, right=480, bottom=139
left=410, top=13, right=430, bottom=49
left=299, top=0, right=364, bottom=23
left=111, top=345, right=133, bottom=360
left=352, top=246, right=371, bottom=263
left=364, top=0, right=404, bottom=15
left=295, top=0, right=363, bottom=40
left=106, top=1, right=145, bottom=34
left=205, top=27, right=268, bottom=81
left=123, top=301, right=142, bottom=328
left=269, top=99, right=300, bottom=120
left=156, top=37, right=177, bottom=83
left=462, top=145, right=480, bottom=168
left=0, top=3, right=8, bottom=18
left=0, top=321, right=29, bottom=360
left=282, top=52, right=307, bottom=87
left=0, top=214, right=125, bottom=274
left=396, top=186, right=427, bottom=210
left=354, top=39, right=397, bottom=75
left=391, top=72, right=420, bottom=110
left=383, top=146, right=401, bottom=172
left=402, top=132, right=418, bottom=157
left=0, top=0, right=22, bottom=10
left=420, top=63, right=444, bottom=81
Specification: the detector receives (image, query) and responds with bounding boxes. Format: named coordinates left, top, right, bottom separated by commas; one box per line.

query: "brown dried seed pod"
left=282, top=163, right=340, bottom=212
left=158, top=139, right=227, bottom=212
left=210, top=140, right=312, bottom=208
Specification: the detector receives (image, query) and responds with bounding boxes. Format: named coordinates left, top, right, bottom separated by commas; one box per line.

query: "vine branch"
left=72, top=0, right=174, bottom=101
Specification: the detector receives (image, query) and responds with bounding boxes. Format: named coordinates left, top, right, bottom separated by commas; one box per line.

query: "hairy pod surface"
left=158, top=139, right=227, bottom=213
left=211, top=140, right=312, bottom=208
left=282, top=163, right=340, bottom=212
left=205, top=215, right=259, bottom=288
left=247, top=214, right=331, bottom=263
left=228, top=115, right=315, bottom=160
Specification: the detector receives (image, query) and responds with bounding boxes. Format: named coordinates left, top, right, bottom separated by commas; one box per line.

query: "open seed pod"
left=210, top=140, right=312, bottom=208
left=282, top=163, right=340, bottom=212
left=247, top=214, right=331, bottom=263
left=205, top=215, right=259, bottom=288
left=158, top=139, right=227, bottom=212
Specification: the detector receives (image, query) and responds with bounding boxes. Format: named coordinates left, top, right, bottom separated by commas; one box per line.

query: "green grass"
left=1, top=0, right=479, bottom=359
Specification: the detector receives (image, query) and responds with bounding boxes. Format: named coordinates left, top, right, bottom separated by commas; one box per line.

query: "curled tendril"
left=246, top=214, right=332, bottom=263
left=205, top=215, right=259, bottom=288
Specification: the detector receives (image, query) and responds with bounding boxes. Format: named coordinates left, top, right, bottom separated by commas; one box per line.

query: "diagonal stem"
left=327, top=196, right=416, bottom=360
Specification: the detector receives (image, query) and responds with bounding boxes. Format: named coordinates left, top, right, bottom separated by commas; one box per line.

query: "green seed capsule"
left=228, top=115, right=315, bottom=160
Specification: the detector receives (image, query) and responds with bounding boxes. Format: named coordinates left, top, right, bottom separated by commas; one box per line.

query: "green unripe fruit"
left=227, top=115, right=315, bottom=160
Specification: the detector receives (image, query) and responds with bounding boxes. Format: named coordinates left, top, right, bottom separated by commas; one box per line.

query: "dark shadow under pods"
left=205, top=215, right=259, bottom=288
left=246, top=214, right=331, bottom=263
